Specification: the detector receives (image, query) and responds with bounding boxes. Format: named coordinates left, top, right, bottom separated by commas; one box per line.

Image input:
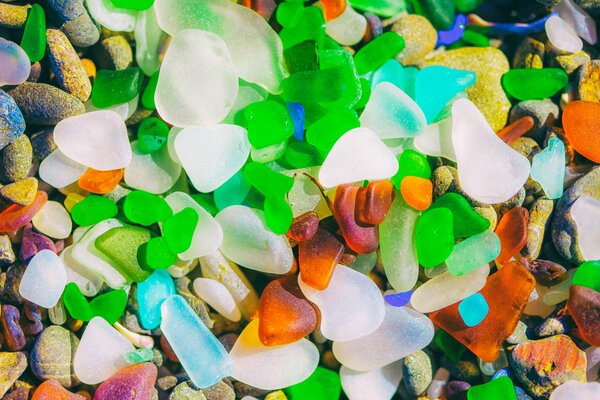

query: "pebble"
left=30, top=130, right=56, bottom=162
left=203, top=380, right=235, bottom=400
left=0, top=134, right=32, bottom=183
left=46, top=29, right=92, bottom=102
left=510, top=335, right=587, bottom=399
left=421, top=47, right=511, bottom=131
left=20, top=223, right=56, bottom=262
left=340, top=361, right=403, bottom=400
left=32, top=201, right=72, bottom=239
left=513, top=37, right=545, bottom=69
left=545, top=15, right=584, bottom=53
left=18, top=249, right=66, bottom=308
left=124, top=141, right=180, bottom=194
left=403, top=351, right=433, bottom=396
left=46, top=0, right=100, bottom=47
left=31, top=379, right=84, bottom=400
left=193, top=278, right=241, bottom=322
left=567, top=285, right=600, bottom=346
left=30, top=325, right=80, bottom=388
left=93, top=363, right=158, bottom=400
left=0, top=2, right=30, bottom=29
left=0, top=38, right=31, bottom=86
left=97, top=35, right=133, bottom=70
left=38, top=149, right=87, bottom=189
left=392, top=14, right=437, bottom=66
left=0, top=352, right=27, bottom=397
left=523, top=198, right=554, bottom=260
left=0, top=177, right=38, bottom=206
left=509, top=99, right=559, bottom=140
left=0, top=235, right=16, bottom=266
left=0, top=89, right=25, bottom=151
left=550, top=50, right=591, bottom=74
left=8, top=82, right=85, bottom=125
left=550, top=381, right=600, bottom=400
left=576, top=60, right=600, bottom=102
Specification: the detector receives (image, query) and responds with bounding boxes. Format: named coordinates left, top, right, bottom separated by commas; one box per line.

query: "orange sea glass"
left=429, top=262, right=535, bottom=362
left=400, top=176, right=432, bottom=211
left=563, top=100, right=600, bottom=163
left=321, top=0, right=346, bottom=21
left=333, top=184, right=379, bottom=254
left=32, top=379, right=85, bottom=400
left=497, top=116, right=535, bottom=144
left=287, top=211, right=319, bottom=243
left=258, top=275, right=318, bottom=346
left=299, top=227, right=344, bottom=290
left=495, top=207, right=529, bottom=264
left=77, top=168, right=124, bottom=194
left=0, top=191, right=47, bottom=233
left=355, top=180, right=395, bottom=226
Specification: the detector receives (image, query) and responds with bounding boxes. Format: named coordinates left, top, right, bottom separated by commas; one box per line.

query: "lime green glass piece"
left=284, top=40, right=320, bottom=74
left=420, top=0, right=456, bottom=30
left=110, top=0, right=155, bottom=11
left=467, top=377, right=517, bottom=400
left=277, top=1, right=305, bottom=28
left=354, top=78, right=372, bottom=110
left=282, top=68, right=348, bottom=105
left=71, top=195, right=118, bottom=226
left=139, top=236, right=176, bottom=269
left=285, top=366, right=341, bottom=400
left=123, top=190, right=173, bottom=226
left=349, top=0, right=407, bottom=18
left=214, top=170, right=251, bottom=211
left=244, top=162, right=294, bottom=197
left=91, top=67, right=143, bottom=108
left=20, top=4, right=46, bottom=62
left=319, top=50, right=362, bottom=109
left=354, top=32, right=406, bottom=75
left=264, top=195, right=293, bottom=234
left=141, top=71, right=159, bottom=109
left=453, top=0, right=484, bottom=13
left=124, top=348, right=155, bottom=364
left=280, top=6, right=325, bottom=50
left=95, top=226, right=152, bottom=282
left=501, top=68, right=568, bottom=101
left=462, top=29, right=489, bottom=47
left=162, top=207, right=198, bottom=254
left=137, top=117, right=169, bottom=154
left=573, top=261, right=600, bottom=292
left=242, top=100, right=294, bottom=149
left=306, top=108, right=360, bottom=156
left=62, top=283, right=127, bottom=325
left=62, top=283, right=94, bottom=321
left=433, top=329, right=466, bottom=363
left=430, top=193, right=490, bottom=238
left=284, top=140, right=321, bottom=169
left=392, top=150, right=431, bottom=188
left=415, top=207, right=454, bottom=268
left=190, top=193, right=218, bottom=217
left=445, top=230, right=500, bottom=276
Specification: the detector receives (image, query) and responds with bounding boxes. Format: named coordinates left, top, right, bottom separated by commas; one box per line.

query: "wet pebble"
left=96, top=35, right=133, bottom=71
left=8, top=82, right=85, bottom=125
left=30, top=325, right=80, bottom=388
left=0, top=304, right=26, bottom=351
left=513, top=37, right=545, bottom=69
left=94, top=362, right=157, bottom=400
left=0, top=134, right=32, bottom=184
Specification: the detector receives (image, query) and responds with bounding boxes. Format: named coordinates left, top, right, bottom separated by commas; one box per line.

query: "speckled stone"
left=445, top=380, right=470, bottom=399
left=94, top=363, right=157, bottom=400
left=567, top=285, right=600, bottom=346
left=0, top=2, right=30, bottom=29
left=233, top=381, right=269, bottom=399
left=523, top=198, right=554, bottom=260
left=47, top=29, right=92, bottom=102
left=509, top=100, right=559, bottom=140
left=510, top=137, right=542, bottom=161
left=576, top=60, right=600, bottom=102
left=510, top=335, right=587, bottom=399
left=521, top=259, right=567, bottom=286
left=96, top=35, right=133, bottom=71
left=0, top=263, right=26, bottom=303
left=265, top=390, right=287, bottom=400
left=169, top=382, right=207, bottom=400
left=552, top=167, right=600, bottom=264
left=8, top=83, right=85, bottom=125
left=574, top=0, right=600, bottom=13
left=403, top=350, right=433, bottom=396
left=421, top=47, right=511, bottom=131
left=535, top=317, right=570, bottom=338
left=29, top=130, right=56, bottom=162
left=0, top=177, right=38, bottom=206
left=506, top=320, right=530, bottom=344
left=46, top=0, right=100, bottom=48
left=0, top=235, right=16, bottom=266
left=550, top=51, right=591, bottom=75
left=513, top=37, right=545, bottom=69
left=440, top=357, right=481, bottom=383
left=0, top=352, right=27, bottom=397
left=202, top=380, right=235, bottom=400
left=392, top=15, right=437, bottom=66
left=0, top=135, right=32, bottom=184
left=30, top=325, right=80, bottom=388
left=0, top=89, right=25, bottom=151
left=493, top=187, right=526, bottom=216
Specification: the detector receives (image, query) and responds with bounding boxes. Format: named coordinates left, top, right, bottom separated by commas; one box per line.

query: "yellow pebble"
left=265, top=390, right=288, bottom=400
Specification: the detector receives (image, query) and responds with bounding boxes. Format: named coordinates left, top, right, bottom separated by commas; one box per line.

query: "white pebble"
left=545, top=15, right=583, bottom=53
left=85, top=0, right=137, bottom=32
left=325, top=3, right=367, bottom=46
left=18, top=250, right=66, bottom=308
left=571, top=195, right=600, bottom=261
left=39, top=149, right=88, bottom=189
left=124, top=141, right=181, bottom=195
left=340, top=361, right=403, bottom=400
left=193, top=278, right=241, bottom=322
left=32, top=201, right=72, bottom=239
left=553, top=0, right=597, bottom=45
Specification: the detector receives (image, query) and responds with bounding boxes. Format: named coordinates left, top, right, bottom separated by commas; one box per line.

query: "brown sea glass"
left=287, top=211, right=319, bottom=243
left=429, top=262, right=535, bottom=362
left=333, top=184, right=379, bottom=254
left=567, top=285, right=600, bottom=346
left=355, top=180, right=395, bottom=225
left=31, top=379, right=85, bottom=400
left=495, top=207, right=529, bottom=265
left=497, top=116, right=534, bottom=144
left=299, top=227, right=344, bottom=290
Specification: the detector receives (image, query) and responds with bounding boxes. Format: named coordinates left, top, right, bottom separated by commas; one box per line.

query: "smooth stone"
left=509, top=99, right=559, bottom=140
left=0, top=177, right=38, bottom=206
left=0, top=134, right=32, bottom=183
left=39, top=150, right=87, bottom=188
left=154, top=0, right=287, bottom=92
left=73, top=317, right=134, bottom=385
left=230, top=319, right=319, bottom=390
left=8, top=82, right=85, bottom=125
left=46, top=0, right=100, bottom=48
left=32, top=201, right=72, bottom=239
left=137, top=269, right=175, bottom=330
left=545, top=15, right=583, bottom=53
left=392, top=14, right=437, bottom=66
left=0, top=352, right=27, bottom=398
left=31, top=379, right=84, bottom=400
left=567, top=285, right=600, bottom=346
left=193, top=278, right=241, bottom=322
left=216, top=205, right=293, bottom=275
left=332, top=302, right=434, bottom=371
left=124, top=141, right=180, bottom=194
left=340, top=361, right=403, bottom=400
left=550, top=381, right=600, bottom=400
left=155, top=29, right=238, bottom=127
left=570, top=196, right=600, bottom=261
left=530, top=137, right=565, bottom=200
left=299, top=265, right=385, bottom=342
left=0, top=37, right=30, bottom=86
left=318, top=127, right=399, bottom=188
left=452, top=98, right=530, bottom=204
left=93, top=362, right=157, bottom=400
left=411, top=265, right=490, bottom=313
left=174, top=124, right=251, bottom=193
left=19, top=249, right=67, bottom=308
left=164, top=192, right=223, bottom=260
left=359, top=82, right=426, bottom=139
left=161, top=295, right=232, bottom=389
left=30, top=326, right=79, bottom=388
left=403, top=351, right=433, bottom=396
left=0, top=89, right=25, bottom=151
left=86, top=0, right=137, bottom=32
left=53, top=110, right=131, bottom=171
left=19, top=222, right=56, bottom=262
left=458, top=293, right=489, bottom=327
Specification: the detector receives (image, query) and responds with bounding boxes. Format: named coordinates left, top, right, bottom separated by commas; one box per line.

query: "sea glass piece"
left=550, top=381, right=600, bottom=400
left=430, top=193, right=489, bottom=238
left=429, top=262, right=535, bottom=362
left=458, top=293, right=489, bottom=327
left=139, top=236, right=175, bottom=270
left=161, top=295, right=232, bottom=388
left=242, top=100, right=293, bottom=149
left=123, top=190, right=172, bottom=226
left=306, top=108, right=360, bottom=157
left=39, top=150, right=88, bottom=189
left=174, top=124, right=251, bottom=193
left=349, top=0, right=406, bottom=17
left=70, top=195, right=118, bottom=226
left=214, top=170, right=251, bottom=210
left=86, top=0, right=137, bottom=32
left=137, top=117, right=169, bottom=154
left=553, top=0, right=597, bottom=45
left=333, top=184, right=379, bottom=254
left=193, top=278, right=241, bottom=322
left=230, top=319, right=319, bottom=390
left=162, top=208, right=198, bottom=254
left=501, top=68, right=568, bottom=101
left=299, top=228, right=344, bottom=290
left=0, top=191, right=47, bottom=233
left=21, top=4, right=46, bottom=62
left=495, top=207, right=529, bottom=264
left=530, top=137, right=565, bottom=200
left=325, top=3, right=367, bottom=46
left=244, top=162, right=294, bottom=198
left=415, top=208, right=454, bottom=268
left=111, top=0, right=154, bottom=11
left=279, top=6, right=326, bottom=50
left=452, top=98, right=530, bottom=204
left=467, top=377, right=516, bottom=400
left=94, top=226, right=152, bottom=282
left=332, top=302, right=434, bottom=371
left=573, top=260, right=600, bottom=292
left=19, top=250, right=66, bottom=308
left=32, top=201, right=72, bottom=239
left=53, top=110, right=131, bottom=171
left=340, top=361, right=403, bottom=400
left=286, top=367, right=341, bottom=400
left=137, top=270, right=175, bottom=329
left=562, top=101, right=600, bottom=163
left=400, top=176, right=433, bottom=211
left=414, top=117, right=456, bottom=161
left=421, top=0, right=455, bottom=30
left=354, top=32, right=405, bottom=75
left=571, top=195, right=600, bottom=261
left=393, top=149, right=431, bottom=187
left=135, top=8, right=162, bottom=76
left=155, top=29, right=237, bottom=127
left=77, top=168, right=124, bottom=194
left=446, top=231, right=501, bottom=276
left=124, top=141, right=181, bottom=195
left=73, top=317, right=134, bottom=385
left=545, top=14, right=583, bottom=53
left=299, top=265, right=385, bottom=341
left=92, top=68, right=142, bottom=108
left=0, top=37, right=31, bottom=86
left=216, top=205, right=293, bottom=274
left=258, top=275, right=318, bottom=346
left=154, top=0, right=287, bottom=92
left=31, top=379, right=84, bottom=400
left=360, top=82, right=426, bottom=140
